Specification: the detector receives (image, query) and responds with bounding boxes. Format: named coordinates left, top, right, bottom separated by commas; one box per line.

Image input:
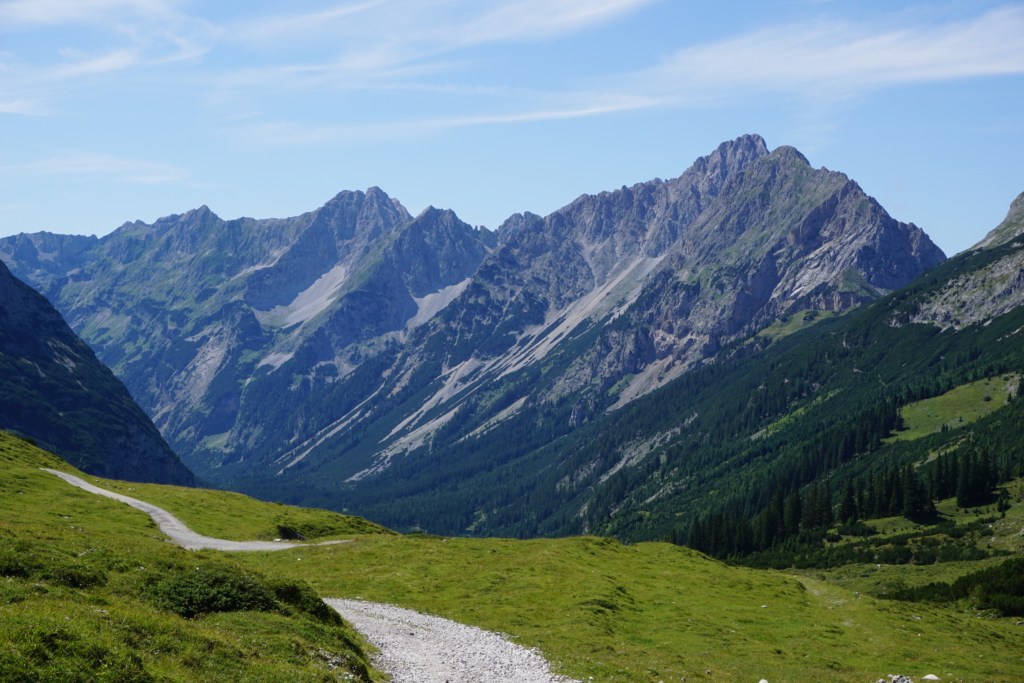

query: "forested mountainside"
left=1, top=135, right=947, bottom=531
left=0, top=260, right=194, bottom=485
left=243, top=207, right=1024, bottom=539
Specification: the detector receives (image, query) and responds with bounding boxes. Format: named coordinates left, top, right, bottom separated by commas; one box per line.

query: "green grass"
left=7, top=430, right=1024, bottom=682
left=887, top=375, right=1019, bottom=442
left=0, top=431, right=378, bottom=683
left=240, top=534, right=1024, bottom=683
left=756, top=309, right=842, bottom=342
left=78, top=477, right=395, bottom=543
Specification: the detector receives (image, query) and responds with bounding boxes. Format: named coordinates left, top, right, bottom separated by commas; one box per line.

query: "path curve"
left=43, top=468, right=578, bottom=682
left=42, top=468, right=348, bottom=551
left=325, top=599, right=579, bottom=683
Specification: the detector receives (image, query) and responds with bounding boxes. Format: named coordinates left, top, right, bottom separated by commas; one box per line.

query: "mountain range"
left=4, top=134, right=1000, bottom=535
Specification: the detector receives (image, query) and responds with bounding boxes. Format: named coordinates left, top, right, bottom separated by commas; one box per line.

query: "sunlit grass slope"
left=0, top=430, right=379, bottom=683
left=888, top=374, right=1019, bottom=442
left=756, top=309, right=842, bottom=341
left=241, top=533, right=1024, bottom=683
left=86, top=474, right=394, bottom=542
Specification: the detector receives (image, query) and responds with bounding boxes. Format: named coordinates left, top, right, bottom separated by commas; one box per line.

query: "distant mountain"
left=1, top=188, right=493, bottom=467
left=0, top=259, right=194, bottom=485
left=307, top=190, right=1024, bottom=541
left=1, top=135, right=947, bottom=531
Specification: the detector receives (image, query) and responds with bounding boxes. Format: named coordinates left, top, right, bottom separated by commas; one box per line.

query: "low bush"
left=266, top=577, right=342, bottom=626
left=148, top=562, right=278, bottom=619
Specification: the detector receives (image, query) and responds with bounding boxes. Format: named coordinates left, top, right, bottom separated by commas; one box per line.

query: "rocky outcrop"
left=0, top=259, right=194, bottom=485
left=974, top=191, right=1024, bottom=249
left=888, top=191, right=1024, bottom=330
left=470, top=140, right=946, bottom=407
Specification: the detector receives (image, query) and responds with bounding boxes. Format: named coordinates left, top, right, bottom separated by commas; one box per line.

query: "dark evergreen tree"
left=838, top=480, right=857, bottom=523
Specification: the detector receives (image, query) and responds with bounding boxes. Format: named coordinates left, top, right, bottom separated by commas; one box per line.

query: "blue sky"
left=1, top=1, right=1022, bottom=255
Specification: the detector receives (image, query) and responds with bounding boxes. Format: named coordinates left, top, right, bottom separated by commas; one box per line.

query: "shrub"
left=149, top=563, right=279, bottom=619
left=0, top=549, right=43, bottom=579
left=883, top=556, right=1024, bottom=616
left=877, top=545, right=913, bottom=565
left=266, top=578, right=342, bottom=626
left=41, top=563, right=107, bottom=588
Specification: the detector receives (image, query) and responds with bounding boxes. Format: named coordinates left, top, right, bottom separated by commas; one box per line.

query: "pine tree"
left=957, top=451, right=973, bottom=508
left=783, top=491, right=802, bottom=538
left=838, top=480, right=857, bottom=524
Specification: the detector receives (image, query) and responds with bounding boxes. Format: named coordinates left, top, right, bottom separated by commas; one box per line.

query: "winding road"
left=43, top=467, right=578, bottom=683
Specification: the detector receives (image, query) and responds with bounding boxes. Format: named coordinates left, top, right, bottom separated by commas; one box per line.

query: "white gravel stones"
left=325, top=599, right=580, bottom=683
left=42, top=468, right=348, bottom=552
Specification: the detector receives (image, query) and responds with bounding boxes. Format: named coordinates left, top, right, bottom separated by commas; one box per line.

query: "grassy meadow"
left=0, top=431, right=379, bottom=683
left=4, top=429, right=1024, bottom=682
left=80, top=476, right=394, bottom=542
left=888, top=375, right=1020, bottom=443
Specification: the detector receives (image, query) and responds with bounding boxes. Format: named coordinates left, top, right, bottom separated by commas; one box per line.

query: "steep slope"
left=896, top=191, right=1024, bottom=330
left=0, top=260, right=194, bottom=485
left=974, top=190, right=1024, bottom=248
left=366, top=195, right=1023, bottom=542
left=1, top=189, right=493, bottom=466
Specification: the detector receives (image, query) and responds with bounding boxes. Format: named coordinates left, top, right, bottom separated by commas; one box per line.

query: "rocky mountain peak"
left=974, top=190, right=1024, bottom=249
left=689, top=134, right=770, bottom=197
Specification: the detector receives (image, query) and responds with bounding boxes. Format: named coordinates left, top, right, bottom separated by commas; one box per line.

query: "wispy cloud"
left=461, top=0, right=658, bottom=43
left=0, top=0, right=219, bottom=110
left=232, top=0, right=657, bottom=48
left=221, top=0, right=659, bottom=91
left=0, top=0, right=172, bottom=26
left=0, top=152, right=188, bottom=183
left=0, top=98, right=44, bottom=114
left=236, top=91, right=661, bottom=145
left=632, top=6, right=1024, bottom=104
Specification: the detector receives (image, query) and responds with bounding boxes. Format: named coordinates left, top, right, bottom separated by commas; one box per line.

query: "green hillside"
left=0, top=430, right=379, bottom=683
left=84, top=476, right=394, bottom=543
left=887, top=374, right=1018, bottom=442
left=4, top=431, right=1024, bottom=682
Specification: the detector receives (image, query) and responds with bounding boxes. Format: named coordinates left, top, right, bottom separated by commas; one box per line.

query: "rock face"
left=888, top=191, right=1024, bottom=331
left=0, top=188, right=493, bottom=465
left=0, top=259, right=194, bottom=485
left=974, top=191, right=1024, bottom=249
left=0, top=136, right=949, bottom=527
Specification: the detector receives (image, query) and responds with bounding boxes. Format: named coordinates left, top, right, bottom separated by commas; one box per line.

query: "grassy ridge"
left=0, top=431, right=378, bottom=683
left=84, top=477, right=394, bottom=542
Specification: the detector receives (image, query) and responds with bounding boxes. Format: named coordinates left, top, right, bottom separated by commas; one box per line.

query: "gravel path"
left=44, top=468, right=576, bottom=681
left=324, top=599, right=580, bottom=683
left=41, top=468, right=348, bottom=552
